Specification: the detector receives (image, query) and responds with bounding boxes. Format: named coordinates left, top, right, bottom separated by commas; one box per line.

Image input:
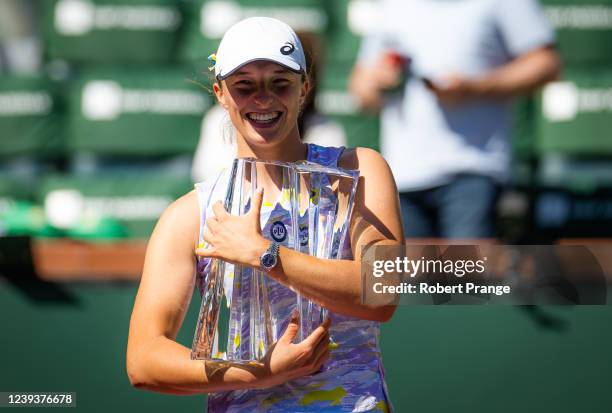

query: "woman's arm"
left=198, top=148, right=404, bottom=322
left=127, top=190, right=331, bottom=394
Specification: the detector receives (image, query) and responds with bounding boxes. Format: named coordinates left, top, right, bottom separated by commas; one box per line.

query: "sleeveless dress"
left=194, top=144, right=393, bottom=413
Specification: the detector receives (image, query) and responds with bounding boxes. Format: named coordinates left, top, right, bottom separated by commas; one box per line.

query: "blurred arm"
left=473, top=46, right=561, bottom=98
left=422, top=46, right=561, bottom=105
left=349, top=60, right=402, bottom=112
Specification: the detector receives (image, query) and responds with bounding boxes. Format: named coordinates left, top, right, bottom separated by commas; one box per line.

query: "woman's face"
left=214, top=61, right=308, bottom=147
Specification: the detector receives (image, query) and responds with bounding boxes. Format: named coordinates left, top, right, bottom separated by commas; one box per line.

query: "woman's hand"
left=196, top=188, right=269, bottom=268
left=203, top=312, right=331, bottom=390
left=255, top=312, right=331, bottom=389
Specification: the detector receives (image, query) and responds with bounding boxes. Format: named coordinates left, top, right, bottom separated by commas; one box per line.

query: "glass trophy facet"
left=191, top=157, right=358, bottom=361
left=291, top=161, right=359, bottom=340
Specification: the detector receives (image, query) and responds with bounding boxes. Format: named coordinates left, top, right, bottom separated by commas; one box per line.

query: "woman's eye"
left=273, top=80, right=291, bottom=89
left=233, top=81, right=254, bottom=92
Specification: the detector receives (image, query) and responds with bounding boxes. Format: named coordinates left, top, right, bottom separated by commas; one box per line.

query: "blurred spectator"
left=192, top=32, right=346, bottom=183
left=0, top=0, right=41, bottom=74
left=350, top=0, right=560, bottom=238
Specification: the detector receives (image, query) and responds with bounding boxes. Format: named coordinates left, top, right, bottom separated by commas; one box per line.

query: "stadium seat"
left=542, top=0, right=612, bottom=64
left=44, top=0, right=184, bottom=63
left=0, top=75, right=64, bottom=158
left=536, top=68, right=612, bottom=156
left=323, top=0, right=378, bottom=64
left=179, top=0, right=327, bottom=62
left=67, top=67, right=211, bottom=156
left=38, top=173, right=193, bottom=239
left=316, top=61, right=380, bottom=150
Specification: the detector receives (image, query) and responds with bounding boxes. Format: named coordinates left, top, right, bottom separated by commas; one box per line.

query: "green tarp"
left=2, top=284, right=612, bottom=412
left=323, top=0, right=364, bottom=64
left=0, top=75, right=64, bottom=158
left=44, top=0, right=184, bottom=63
left=179, top=0, right=327, bottom=62
left=543, top=0, right=612, bottom=64
left=0, top=175, right=32, bottom=219
left=37, top=173, right=193, bottom=238
left=67, top=67, right=211, bottom=156
left=536, top=68, right=612, bottom=156
left=317, top=62, right=380, bottom=150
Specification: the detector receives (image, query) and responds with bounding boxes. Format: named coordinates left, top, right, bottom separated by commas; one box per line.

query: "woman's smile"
left=245, top=111, right=284, bottom=130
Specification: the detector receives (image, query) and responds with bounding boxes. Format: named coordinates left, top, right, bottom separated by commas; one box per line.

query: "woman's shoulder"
left=151, top=189, right=200, bottom=250
left=338, top=146, right=390, bottom=174
left=156, top=189, right=199, bottom=223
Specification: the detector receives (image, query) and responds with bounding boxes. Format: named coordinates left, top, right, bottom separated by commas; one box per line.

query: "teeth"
left=248, top=112, right=280, bottom=122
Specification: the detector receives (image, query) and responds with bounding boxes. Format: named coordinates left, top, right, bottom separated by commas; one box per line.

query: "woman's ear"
left=213, top=82, right=229, bottom=110
left=299, top=77, right=311, bottom=109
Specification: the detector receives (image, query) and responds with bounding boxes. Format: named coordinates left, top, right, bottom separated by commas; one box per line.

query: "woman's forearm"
left=268, top=247, right=395, bottom=322
left=127, top=335, right=264, bottom=394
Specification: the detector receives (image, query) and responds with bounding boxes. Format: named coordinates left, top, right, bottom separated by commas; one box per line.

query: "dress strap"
left=307, top=143, right=345, bottom=168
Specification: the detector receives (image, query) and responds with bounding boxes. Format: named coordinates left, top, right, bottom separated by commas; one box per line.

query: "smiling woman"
left=126, top=16, right=404, bottom=413
left=215, top=61, right=306, bottom=147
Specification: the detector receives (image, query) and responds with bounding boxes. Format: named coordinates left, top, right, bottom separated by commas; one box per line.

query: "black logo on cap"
left=280, top=42, right=295, bottom=55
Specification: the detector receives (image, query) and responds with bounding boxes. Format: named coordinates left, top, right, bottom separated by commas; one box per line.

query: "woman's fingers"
left=212, top=200, right=230, bottom=220
left=195, top=245, right=216, bottom=258
left=300, top=316, right=331, bottom=349
left=310, top=343, right=331, bottom=372
left=294, top=336, right=330, bottom=377
left=206, top=217, right=220, bottom=234
left=202, top=228, right=215, bottom=246
left=278, top=310, right=300, bottom=345
left=312, top=331, right=330, bottom=359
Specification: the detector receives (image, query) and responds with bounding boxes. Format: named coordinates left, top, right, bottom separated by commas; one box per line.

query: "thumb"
left=250, top=187, right=264, bottom=225
left=279, top=309, right=300, bottom=344
left=195, top=245, right=217, bottom=258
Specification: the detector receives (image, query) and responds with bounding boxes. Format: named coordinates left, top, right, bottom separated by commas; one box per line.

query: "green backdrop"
left=542, top=0, right=612, bottom=65
left=44, top=0, right=184, bottom=63
left=67, top=67, right=211, bottom=156
left=1, top=282, right=611, bottom=412
left=536, top=68, right=612, bottom=156
left=0, top=75, right=64, bottom=158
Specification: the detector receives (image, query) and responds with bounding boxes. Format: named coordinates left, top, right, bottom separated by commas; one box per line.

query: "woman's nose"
left=253, top=88, right=274, bottom=107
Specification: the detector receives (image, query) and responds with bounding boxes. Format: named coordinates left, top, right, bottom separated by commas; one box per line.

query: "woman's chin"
left=247, top=134, right=282, bottom=147
left=244, top=126, right=284, bottom=145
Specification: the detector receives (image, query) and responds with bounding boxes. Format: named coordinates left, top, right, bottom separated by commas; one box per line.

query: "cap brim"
left=217, top=57, right=303, bottom=80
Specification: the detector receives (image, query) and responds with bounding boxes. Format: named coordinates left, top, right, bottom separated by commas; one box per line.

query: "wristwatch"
left=260, top=241, right=280, bottom=272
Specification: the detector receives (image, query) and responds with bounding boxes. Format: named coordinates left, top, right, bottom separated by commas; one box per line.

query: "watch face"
left=261, top=253, right=277, bottom=269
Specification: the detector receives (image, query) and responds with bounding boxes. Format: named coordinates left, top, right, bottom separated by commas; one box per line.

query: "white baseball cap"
left=214, top=17, right=307, bottom=80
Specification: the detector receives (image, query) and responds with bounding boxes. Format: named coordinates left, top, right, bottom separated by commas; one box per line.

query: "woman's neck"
left=236, top=128, right=308, bottom=163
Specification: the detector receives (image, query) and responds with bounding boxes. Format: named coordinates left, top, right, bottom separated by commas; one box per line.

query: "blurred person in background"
left=191, top=32, right=346, bottom=183
left=0, top=0, right=43, bottom=184
left=0, top=0, right=41, bottom=74
left=350, top=0, right=560, bottom=239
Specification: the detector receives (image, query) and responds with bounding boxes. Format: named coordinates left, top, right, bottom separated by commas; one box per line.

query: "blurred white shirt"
left=358, top=0, right=555, bottom=191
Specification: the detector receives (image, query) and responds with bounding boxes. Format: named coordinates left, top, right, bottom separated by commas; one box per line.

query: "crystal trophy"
left=291, top=161, right=359, bottom=340
left=191, top=157, right=358, bottom=361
